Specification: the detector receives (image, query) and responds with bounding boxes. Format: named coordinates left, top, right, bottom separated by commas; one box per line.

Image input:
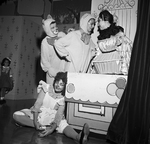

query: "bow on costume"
left=81, top=32, right=91, bottom=45
left=47, top=37, right=58, bottom=46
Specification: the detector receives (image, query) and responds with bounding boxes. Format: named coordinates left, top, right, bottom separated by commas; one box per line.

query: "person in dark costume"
left=0, top=57, right=13, bottom=104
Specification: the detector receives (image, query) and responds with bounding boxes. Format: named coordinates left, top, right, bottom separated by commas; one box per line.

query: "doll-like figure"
left=0, top=57, right=13, bottom=104
left=93, top=10, right=132, bottom=75
left=13, top=72, right=90, bottom=144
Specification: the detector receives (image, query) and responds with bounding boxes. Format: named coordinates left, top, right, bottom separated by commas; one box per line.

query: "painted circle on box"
left=116, top=77, right=126, bottom=89
left=107, top=83, right=118, bottom=96
left=116, top=88, right=124, bottom=99
left=67, top=83, right=75, bottom=93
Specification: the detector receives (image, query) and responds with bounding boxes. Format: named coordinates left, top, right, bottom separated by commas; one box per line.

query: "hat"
left=80, top=13, right=95, bottom=33
left=42, top=15, right=58, bottom=37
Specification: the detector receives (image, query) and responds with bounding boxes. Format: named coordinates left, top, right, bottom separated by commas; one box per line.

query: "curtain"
left=106, top=0, right=150, bottom=144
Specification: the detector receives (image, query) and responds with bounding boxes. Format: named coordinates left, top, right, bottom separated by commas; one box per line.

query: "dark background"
left=52, top=0, right=92, bottom=24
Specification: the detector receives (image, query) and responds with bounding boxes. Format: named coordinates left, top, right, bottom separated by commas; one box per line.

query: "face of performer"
left=50, top=22, right=58, bottom=35
left=54, top=79, right=65, bottom=93
left=97, top=18, right=110, bottom=30
left=87, top=18, right=95, bottom=34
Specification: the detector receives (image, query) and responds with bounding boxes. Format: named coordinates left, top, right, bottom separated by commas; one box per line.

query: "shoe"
left=80, top=123, right=90, bottom=144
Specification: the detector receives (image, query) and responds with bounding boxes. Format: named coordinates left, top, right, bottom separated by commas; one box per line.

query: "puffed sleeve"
left=37, top=80, right=50, bottom=93
left=31, top=81, right=52, bottom=113
left=98, top=37, right=117, bottom=52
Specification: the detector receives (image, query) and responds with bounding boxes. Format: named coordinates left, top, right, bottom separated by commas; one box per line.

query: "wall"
left=0, top=0, right=52, bottom=26
left=0, top=0, right=52, bottom=100
left=57, top=24, right=79, bottom=34
left=0, top=3, right=16, bottom=16
left=0, top=16, right=42, bottom=100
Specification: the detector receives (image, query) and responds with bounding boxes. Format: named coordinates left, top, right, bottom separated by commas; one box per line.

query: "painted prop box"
left=65, top=72, right=127, bottom=134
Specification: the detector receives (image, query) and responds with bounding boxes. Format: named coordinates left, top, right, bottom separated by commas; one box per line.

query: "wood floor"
left=0, top=99, right=111, bottom=144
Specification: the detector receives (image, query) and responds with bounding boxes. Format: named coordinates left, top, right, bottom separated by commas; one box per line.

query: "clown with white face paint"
left=54, top=13, right=96, bottom=73
left=41, top=15, right=69, bottom=85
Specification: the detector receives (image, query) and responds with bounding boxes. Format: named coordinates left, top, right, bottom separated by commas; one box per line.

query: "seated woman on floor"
left=92, top=10, right=132, bottom=75
left=13, top=72, right=89, bottom=144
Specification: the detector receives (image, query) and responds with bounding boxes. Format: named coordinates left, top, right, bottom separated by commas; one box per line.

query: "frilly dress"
left=92, top=32, right=132, bottom=75
left=21, top=80, right=65, bottom=126
left=0, top=66, right=13, bottom=91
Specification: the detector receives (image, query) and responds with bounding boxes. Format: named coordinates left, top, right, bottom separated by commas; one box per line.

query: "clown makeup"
left=50, top=22, right=58, bottom=35
left=54, top=79, right=65, bottom=93
left=87, top=18, right=95, bottom=34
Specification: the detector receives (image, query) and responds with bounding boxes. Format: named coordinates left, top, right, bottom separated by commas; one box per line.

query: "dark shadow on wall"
left=35, top=32, right=46, bottom=87
left=35, top=56, right=46, bottom=87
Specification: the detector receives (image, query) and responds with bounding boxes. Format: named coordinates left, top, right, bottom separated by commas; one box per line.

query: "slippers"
left=80, top=123, right=90, bottom=144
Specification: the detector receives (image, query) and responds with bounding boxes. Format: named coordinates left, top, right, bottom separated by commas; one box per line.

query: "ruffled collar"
left=48, top=88, right=63, bottom=99
left=47, top=36, right=58, bottom=46
left=2, top=66, right=10, bottom=73
left=97, top=24, right=123, bottom=40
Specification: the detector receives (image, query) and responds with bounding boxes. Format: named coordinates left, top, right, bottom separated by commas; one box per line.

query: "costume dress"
left=0, top=66, right=13, bottom=91
left=55, top=14, right=96, bottom=73
left=41, top=36, right=68, bottom=85
left=41, top=16, right=68, bottom=85
left=93, top=26, right=132, bottom=75
left=15, top=81, right=68, bottom=133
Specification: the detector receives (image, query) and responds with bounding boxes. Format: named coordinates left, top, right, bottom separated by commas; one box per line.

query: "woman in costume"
left=13, top=72, right=90, bottom=144
left=93, top=10, right=132, bottom=75
left=54, top=13, right=97, bottom=73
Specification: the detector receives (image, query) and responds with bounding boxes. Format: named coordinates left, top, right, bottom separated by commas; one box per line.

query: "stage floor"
left=0, top=99, right=110, bottom=144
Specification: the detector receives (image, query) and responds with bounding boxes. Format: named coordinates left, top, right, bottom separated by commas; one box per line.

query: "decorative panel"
left=65, top=72, right=127, bottom=134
